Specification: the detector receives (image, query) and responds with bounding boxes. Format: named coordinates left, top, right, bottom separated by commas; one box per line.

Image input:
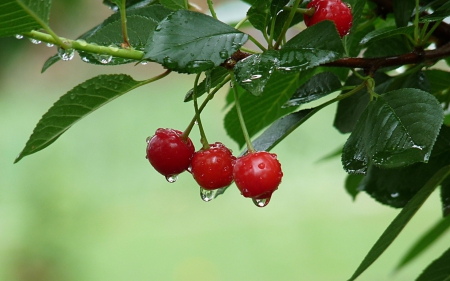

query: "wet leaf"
left=442, top=178, right=450, bottom=217
left=345, top=174, right=364, bottom=201
left=160, top=0, right=186, bottom=10
left=360, top=26, right=415, bottom=45
left=143, top=10, right=248, bottom=73
left=343, top=0, right=368, bottom=56
left=246, top=0, right=270, bottom=33
left=396, top=216, right=450, bottom=270
left=342, top=88, right=443, bottom=174
left=420, top=2, right=450, bottom=22
left=348, top=165, right=450, bottom=281
left=416, top=247, right=450, bottom=281
left=15, top=74, right=145, bottom=163
left=393, top=0, right=416, bottom=27
left=0, top=0, right=51, bottom=37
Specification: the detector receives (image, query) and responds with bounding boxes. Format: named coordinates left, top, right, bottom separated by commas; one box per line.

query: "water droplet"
left=165, top=175, right=178, bottom=183
left=163, top=56, right=177, bottom=68
left=205, top=69, right=212, bottom=94
left=252, top=196, right=271, bottom=207
left=29, top=38, right=41, bottom=44
left=97, top=54, right=112, bottom=64
left=70, top=93, right=75, bottom=99
left=57, top=47, right=75, bottom=61
left=108, top=44, right=119, bottom=52
left=391, top=192, right=399, bottom=198
left=219, top=50, right=229, bottom=59
left=251, top=74, right=262, bottom=80
left=186, top=60, right=214, bottom=73
left=155, top=25, right=162, bottom=31
left=140, top=61, right=148, bottom=65
left=46, top=42, right=54, bottom=47
left=200, top=187, right=218, bottom=202
left=258, top=163, right=265, bottom=169
left=81, top=56, right=90, bottom=62
left=146, top=136, right=152, bottom=143
left=15, top=34, right=23, bottom=39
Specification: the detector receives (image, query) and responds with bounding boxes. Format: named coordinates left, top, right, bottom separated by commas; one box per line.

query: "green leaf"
left=442, top=178, right=450, bottom=217
left=41, top=54, right=60, bottom=73
left=160, top=0, right=186, bottom=10
left=342, top=89, right=443, bottom=174
left=247, top=0, right=270, bottom=34
left=0, top=0, right=51, bottom=38
left=396, top=216, right=450, bottom=270
left=420, top=2, right=450, bottom=22
left=279, top=21, right=345, bottom=71
left=184, top=67, right=229, bottom=101
left=343, top=0, right=368, bottom=56
left=284, top=72, right=342, bottom=107
left=425, top=69, right=450, bottom=104
left=416, top=247, right=450, bottom=281
left=15, top=74, right=145, bottom=163
left=360, top=26, right=415, bottom=45
left=386, top=70, right=430, bottom=93
left=347, top=165, right=450, bottom=281
left=334, top=72, right=392, bottom=134
left=103, top=0, right=155, bottom=10
left=345, top=174, right=364, bottom=201
left=364, top=35, right=413, bottom=60
left=393, top=0, right=416, bottom=27
left=224, top=71, right=299, bottom=148
left=143, top=10, right=248, bottom=73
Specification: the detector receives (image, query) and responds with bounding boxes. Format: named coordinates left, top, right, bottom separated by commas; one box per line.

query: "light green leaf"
left=15, top=74, right=146, bottom=163
left=416, top=247, right=450, bottom=281
left=144, top=10, right=248, bottom=73
left=348, top=165, right=450, bottom=281
left=0, top=0, right=51, bottom=37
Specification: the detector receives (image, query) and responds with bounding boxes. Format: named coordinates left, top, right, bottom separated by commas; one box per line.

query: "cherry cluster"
left=146, top=128, right=283, bottom=207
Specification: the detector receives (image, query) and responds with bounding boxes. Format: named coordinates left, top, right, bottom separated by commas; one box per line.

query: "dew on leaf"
left=186, top=60, right=215, bottom=73
left=96, top=54, right=112, bottom=64
left=251, top=74, right=262, bottom=80
left=241, top=79, right=252, bottom=83
left=163, top=56, right=178, bottom=69
left=219, top=50, right=229, bottom=59
left=57, top=47, right=75, bottom=61
left=165, top=175, right=178, bottom=183
left=200, top=187, right=218, bottom=202
left=29, top=38, right=41, bottom=44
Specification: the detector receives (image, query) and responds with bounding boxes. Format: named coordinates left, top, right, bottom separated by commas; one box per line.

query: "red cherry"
left=233, top=151, right=283, bottom=200
left=304, top=0, right=353, bottom=37
left=191, top=142, right=236, bottom=190
left=146, top=128, right=195, bottom=180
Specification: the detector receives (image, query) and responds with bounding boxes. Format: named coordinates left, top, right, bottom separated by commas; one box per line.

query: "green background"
left=0, top=1, right=449, bottom=280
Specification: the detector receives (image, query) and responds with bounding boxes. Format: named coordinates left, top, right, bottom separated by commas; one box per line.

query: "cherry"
left=233, top=151, right=283, bottom=200
left=146, top=128, right=195, bottom=180
left=191, top=142, right=236, bottom=190
left=303, top=0, right=353, bottom=38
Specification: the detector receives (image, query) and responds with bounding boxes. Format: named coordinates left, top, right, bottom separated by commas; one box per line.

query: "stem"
left=119, top=1, right=131, bottom=48
left=207, top=0, right=218, bottom=20
left=423, top=20, right=443, bottom=44
left=22, top=30, right=144, bottom=60
left=139, top=69, right=172, bottom=86
left=15, top=1, right=70, bottom=49
left=273, top=0, right=302, bottom=49
left=413, top=0, right=420, bottom=44
left=239, top=46, right=259, bottom=54
left=268, top=16, right=277, bottom=49
left=248, top=35, right=267, bottom=51
left=193, top=73, right=209, bottom=149
left=230, top=72, right=255, bottom=153
left=283, top=6, right=315, bottom=16
left=234, top=16, right=249, bottom=29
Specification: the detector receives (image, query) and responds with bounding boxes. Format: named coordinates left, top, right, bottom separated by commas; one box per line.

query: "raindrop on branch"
left=57, top=47, right=75, bottom=61
left=15, top=34, right=23, bottom=39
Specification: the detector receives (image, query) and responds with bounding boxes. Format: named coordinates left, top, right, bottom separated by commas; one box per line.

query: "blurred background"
left=1, top=1, right=449, bottom=280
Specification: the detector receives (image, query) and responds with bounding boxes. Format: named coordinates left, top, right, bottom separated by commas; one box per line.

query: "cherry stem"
left=230, top=72, right=255, bottom=153
left=207, top=0, right=218, bottom=20
left=119, top=1, right=131, bottom=48
left=192, top=73, right=210, bottom=149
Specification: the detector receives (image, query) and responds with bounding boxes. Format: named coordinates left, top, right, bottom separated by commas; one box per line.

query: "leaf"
left=364, top=35, right=413, bottom=60
left=143, top=10, right=248, bottom=73
left=343, top=0, right=368, bottom=56
left=0, top=0, right=51, bottom=37
left=386, top=70, right=430, bottom=93
left=425, top=69, right=450, bottom=104
left=41, top=54, right=60, bottom=73
left=246, top=0, right=270, bottom=34
left=334, top=72, right=392, bottom=134
left=284, top=72, right=342, bottom=107
left=396, top=216, right=450, bottom=270
left=103, top=0, right=154, bottom=10
left=347, top=165, right=450, bottom=281
left=416, top=247, right=450, bottom=281
left=234, top=51, right=280, bottom=96
left=442, top=178, right=450, bottom=217
left=15, top=74, right=145, bottom=163
left=160, top=0, right=186, bottom=10
left=224, top=71, right=299, bottom=148
left=393, top=0, right=416, bottom=27
left=345, top=174, right=364, bottom=201
left=359, top=26, right=415, bottom=45
left=342, top=89, right=444, bottom=174
left=184, top=67, right=229, bottom=102
left=420, top=2, right=450, bottom=22
left=279, top=21, right=345, bottom=71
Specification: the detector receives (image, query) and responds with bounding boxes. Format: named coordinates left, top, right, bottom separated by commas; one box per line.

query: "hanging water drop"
left=165, top=175, right=178, bottom=183
left=200, top=187, right=218, bottom=202
left=219, top=50, right=229, bottom=59
left=46, top=43, right=54, bottom=47
left=163, top=56, right=177, bottom=68
left=140, top=61, right=148, bottom=65
left=252, top=197, right=271, bottom=207
left=97, top=54, right=112, bottom=64
left=57, top=47, right=75, bottom=61
left=29, top=38, right=41, bottom=44
left=15, top=34, right=23, bottom=39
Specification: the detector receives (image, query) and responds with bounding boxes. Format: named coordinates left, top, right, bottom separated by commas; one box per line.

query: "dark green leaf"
left=416, top=247, right=450, bottom=281
left=284, top=72, right=342, bottom=107
left=343, top=0, right=368, bottom=56
left=420, top=2, right=450, bottom=22
left=386, top=70, right=430, bottom=93
left=184, top=67, right=229, bottom=101
left=41, top=54, right=60, bottom=73
left=247, top=0, right=270, bottom=33
left=360, top=26, right=414, bottom=45
left=442, top=178, right=450, bottom=217
left=103, top=0, right=156, bottom=10
left=364, top=35, right=413, bottom=60
left=160, top=0, right=185, bottom=10
left=144, top=10, right=248, bottom=73
left=224, top=71, right=299, bottom=148
left=396, top=216, right=450, bottom=270
left=0, top=0, right=51, bottom=37
left=425, top=69, right=450, bottom=104
left=393, top=0, right=415, bottom=27
left=342, top=89, right=444, bottom=174
left=15, top=74, right=145, bottom=163
left=334, top=72, right=392, bottom=134
left=345, top=174, right=364, bottom=201
left=279, top=21, right=345, bottom=71
left=272, top=9, right=304, bottom=40
left=348, top=165, right=450, bottom=281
